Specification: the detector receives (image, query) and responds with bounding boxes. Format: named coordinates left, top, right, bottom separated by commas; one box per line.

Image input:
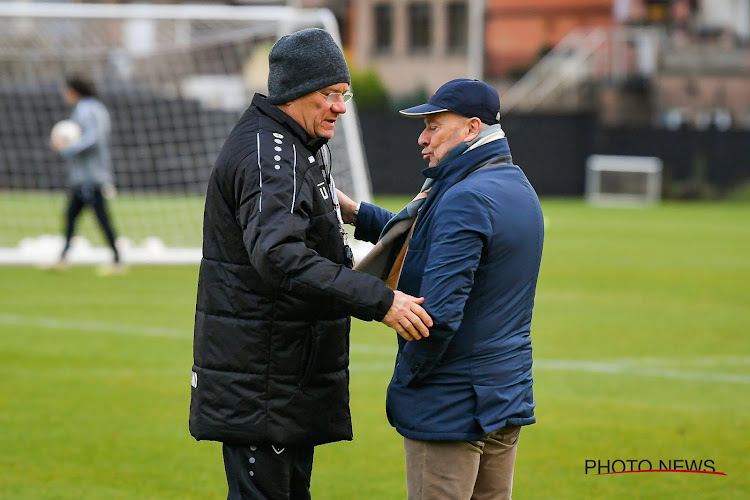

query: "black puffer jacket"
left=190, top=95, right=394, bottom=446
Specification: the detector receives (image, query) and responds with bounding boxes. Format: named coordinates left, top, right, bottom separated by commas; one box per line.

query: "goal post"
left=0, top=3, right=373, bottom=265
left=585, top=154, right=663, bottom=206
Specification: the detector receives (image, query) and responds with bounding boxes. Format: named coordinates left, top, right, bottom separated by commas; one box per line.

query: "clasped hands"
left=336, top=188, right=433, bottom=341
left=382, top=290, right=432, bottom=342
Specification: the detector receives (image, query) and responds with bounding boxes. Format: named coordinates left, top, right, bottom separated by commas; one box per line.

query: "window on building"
left=409, top=2, right=432, bottom=53
left=447, top=2, right=468, bottom=54
left=373, top=3, right=393, bottom=54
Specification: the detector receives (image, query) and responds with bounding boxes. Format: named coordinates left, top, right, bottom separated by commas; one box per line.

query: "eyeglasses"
left=317, top=90, right=353, bottom=104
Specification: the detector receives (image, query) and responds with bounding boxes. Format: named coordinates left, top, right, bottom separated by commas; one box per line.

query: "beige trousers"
left=404, top=425, right=521, bottom=500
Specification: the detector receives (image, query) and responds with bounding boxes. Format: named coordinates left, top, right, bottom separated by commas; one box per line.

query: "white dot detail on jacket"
left=274, top=155, right=281, bottom=161
left=273, top=133, right=283, bottom=139
left=275, top=146, right=282, bottom=152
left=275, top=139, right=283, bottom=144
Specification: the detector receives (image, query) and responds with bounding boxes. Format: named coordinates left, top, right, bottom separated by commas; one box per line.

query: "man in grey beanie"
left=190, top=28, right=433, bottom=499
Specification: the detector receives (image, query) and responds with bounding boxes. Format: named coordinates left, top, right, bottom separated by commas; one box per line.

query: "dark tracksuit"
left=59, top=97, right=119, bottom=262
left=190, top=94, right=394, bottom=499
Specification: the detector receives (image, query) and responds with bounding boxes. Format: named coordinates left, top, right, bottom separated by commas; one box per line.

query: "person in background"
left=189, top=28, right=432, bottom=500
left=48, top=74, right=123, bottom=275
left=337, top=78, right=544, bottom=500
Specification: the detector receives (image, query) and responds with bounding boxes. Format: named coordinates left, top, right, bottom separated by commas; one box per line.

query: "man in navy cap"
left=338, top=78, right=544, bottom=499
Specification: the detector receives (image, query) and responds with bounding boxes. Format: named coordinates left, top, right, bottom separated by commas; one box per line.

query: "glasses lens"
left=323, top=92, right=353, bottom=104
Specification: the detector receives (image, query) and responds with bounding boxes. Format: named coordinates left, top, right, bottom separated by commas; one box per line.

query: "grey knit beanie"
left=267, top=28, right=351, bottom=104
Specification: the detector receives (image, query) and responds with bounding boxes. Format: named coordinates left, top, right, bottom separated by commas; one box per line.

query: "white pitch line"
left=2, top=313, right=749, bottom=384
left=1, top=367, right=188, bottom=377
left=350, top=343, right=396, bottom=355
left=350, top=358, right=750, bottom=385
left=350, top=361, right=395, bottom=372
left=534, top=359, right=750, bottom=385
left=613, top=356, right=750, bottom=367
left=0, top=312, right=398, bottom=353
left=0, top=313, right=188, bottom=338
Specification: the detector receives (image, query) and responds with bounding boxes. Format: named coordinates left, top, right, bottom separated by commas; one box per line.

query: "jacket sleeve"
left=60, top=104, right=105, bottom=158
left=396, top=188, right=493, bottom=385
left=353, top=201, right=394, bottom=244
left=240, top=131, right=394, bottom=322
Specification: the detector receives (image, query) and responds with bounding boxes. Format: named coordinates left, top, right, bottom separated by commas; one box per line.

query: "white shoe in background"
left=38, top=259, right=71, bottom=272
left=96, top=262, right=128, bottom=276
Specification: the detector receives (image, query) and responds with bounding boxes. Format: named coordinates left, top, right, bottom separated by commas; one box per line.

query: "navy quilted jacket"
left=356, top=137, right=544, bottom=440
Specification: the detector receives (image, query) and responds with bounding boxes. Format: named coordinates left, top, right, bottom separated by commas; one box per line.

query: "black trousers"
left=62, top=184, right=119, bottom=262
left=223, top=443, right=314, bottom=500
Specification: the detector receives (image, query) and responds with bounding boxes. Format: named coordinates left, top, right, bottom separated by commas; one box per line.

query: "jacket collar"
left=252, top=94, right=328, bottom=153
left=423, top=137, right=512, bottom=182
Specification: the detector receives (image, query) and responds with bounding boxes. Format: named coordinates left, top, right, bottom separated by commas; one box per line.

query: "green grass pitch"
left=1, top=198, right=749, bottom=499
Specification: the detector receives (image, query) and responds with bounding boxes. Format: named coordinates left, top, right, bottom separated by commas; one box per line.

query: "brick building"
left=348, top=0, right=616, bottom=95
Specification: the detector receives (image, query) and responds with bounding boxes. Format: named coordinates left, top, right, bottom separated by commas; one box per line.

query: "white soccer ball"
left=50, top=120, right=82, bottom=149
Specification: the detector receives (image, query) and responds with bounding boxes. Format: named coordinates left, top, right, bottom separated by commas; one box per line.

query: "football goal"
left=585, top=154, right=663, bottom=206
left=0, top=3, right=372, bottom=265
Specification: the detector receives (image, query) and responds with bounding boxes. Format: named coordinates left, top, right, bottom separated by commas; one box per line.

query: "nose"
left=418, top=130, right=429, bottom=147
left=330, top=100, right=347, bottom=114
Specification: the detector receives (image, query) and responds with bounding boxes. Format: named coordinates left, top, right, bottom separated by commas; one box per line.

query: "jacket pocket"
left=299, top=325, right=322, bottom=388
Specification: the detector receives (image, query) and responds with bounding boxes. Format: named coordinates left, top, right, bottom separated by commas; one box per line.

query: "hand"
left=381, top=291, right=433, bottom=341
left=335, top=188, right=358, bottom=225
left=50, top=136, right=64, bottom=153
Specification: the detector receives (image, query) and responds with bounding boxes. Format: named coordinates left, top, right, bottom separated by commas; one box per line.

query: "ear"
left=464, top=117, right=482, bottom=142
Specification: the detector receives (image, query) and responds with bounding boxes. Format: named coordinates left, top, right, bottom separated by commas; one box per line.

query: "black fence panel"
left=358, top=111, right=427, bottom=195
left=359, top=110, right=750, bottom=196
left=594, top=127, right=750, bottom=191
left=501, top=113, right=595, bottom=196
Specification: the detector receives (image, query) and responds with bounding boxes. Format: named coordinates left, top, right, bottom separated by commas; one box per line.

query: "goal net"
left=0, top=3, right=372, bottom=265
left=585, top=155, right=662, bottom=206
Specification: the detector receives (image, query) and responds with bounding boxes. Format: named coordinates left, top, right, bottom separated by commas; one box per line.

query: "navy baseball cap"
left=399, top=79, right=501, bottom=124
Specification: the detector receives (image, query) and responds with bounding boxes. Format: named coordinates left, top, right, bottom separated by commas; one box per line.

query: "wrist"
left=351, top=202, right=361, bottom=226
